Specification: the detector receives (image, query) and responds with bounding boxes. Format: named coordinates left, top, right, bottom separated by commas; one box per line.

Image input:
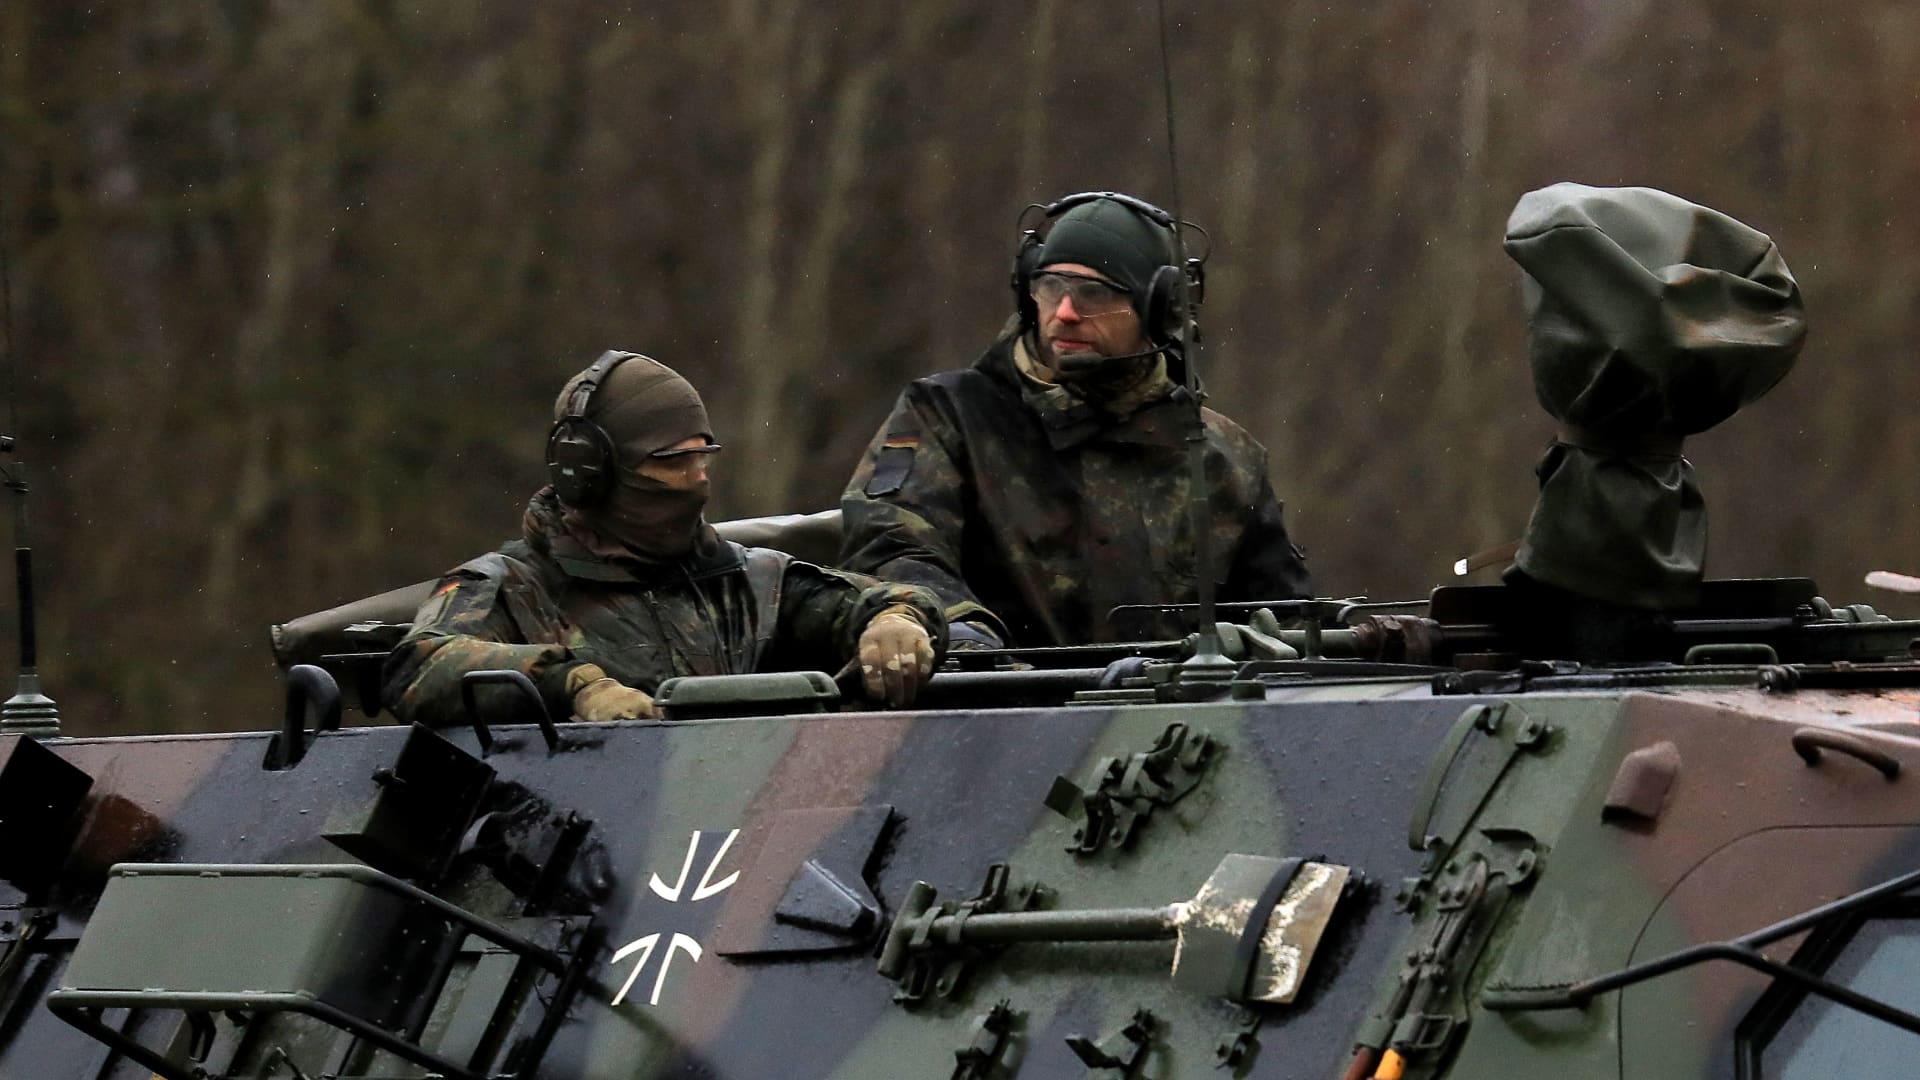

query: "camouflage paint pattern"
left=839, top=330, right=1311, bottom=647
left=10, top=670, right=1920, bottom=1078
left=1435, top=685, right=1920, bottom=1080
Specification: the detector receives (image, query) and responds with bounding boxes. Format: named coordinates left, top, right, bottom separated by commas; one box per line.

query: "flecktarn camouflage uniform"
left=840, top=330, right=1310, bottom=647
left=386, top=489, right=946, bottom=726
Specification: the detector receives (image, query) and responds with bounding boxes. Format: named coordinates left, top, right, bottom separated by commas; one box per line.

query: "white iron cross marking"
left=648, top=828, right=741, bottom=903
left=610, top=933, right=703, bottom=1008
left=612, top=829, right=741, bottom=1006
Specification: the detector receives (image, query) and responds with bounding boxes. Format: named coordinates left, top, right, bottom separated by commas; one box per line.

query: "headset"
left=545, top=349, right=639, bottom=507
left=1009, top=191, right=1210, bottom=345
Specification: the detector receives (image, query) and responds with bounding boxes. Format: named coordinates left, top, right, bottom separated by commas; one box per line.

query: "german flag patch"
left=412, top=581, right=459, bottom=628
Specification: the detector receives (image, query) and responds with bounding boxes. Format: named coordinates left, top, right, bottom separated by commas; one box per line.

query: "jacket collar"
left=975, top=324, right=1194, bottom=452
left=522, top=488, right=742, bottom=584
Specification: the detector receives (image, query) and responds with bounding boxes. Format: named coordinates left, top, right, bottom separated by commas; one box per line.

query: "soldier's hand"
left=571, top=671, right=659, bottom=722
left=857, top=611, right=936, bottom=707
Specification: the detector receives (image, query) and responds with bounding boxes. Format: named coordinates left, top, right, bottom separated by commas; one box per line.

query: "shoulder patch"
left=864, top=444, right=916, bottom=496
left=413, top=563, right=510, bottom=631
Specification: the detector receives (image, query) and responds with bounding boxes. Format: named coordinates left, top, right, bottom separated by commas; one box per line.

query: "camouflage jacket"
left=839, top=330, right=1311, bottom=647
left=385, top=489, right=947, bottom=727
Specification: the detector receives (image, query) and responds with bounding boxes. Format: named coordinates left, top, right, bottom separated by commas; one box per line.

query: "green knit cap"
left=1038, top=197, right=1176, bottom=306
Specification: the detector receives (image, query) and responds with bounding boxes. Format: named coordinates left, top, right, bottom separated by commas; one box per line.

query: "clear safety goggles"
left=1029, top=270, right=1134, bottom=318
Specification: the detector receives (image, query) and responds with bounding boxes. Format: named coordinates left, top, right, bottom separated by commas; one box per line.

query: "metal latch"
left=1357, top=829, right=1540, bottom=1074
left=1213, top=1007, right=1263, bottom=1071
left=1045, top=722, right=1217, bottom=855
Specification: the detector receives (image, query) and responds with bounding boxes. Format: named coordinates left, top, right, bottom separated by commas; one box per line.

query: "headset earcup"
left=547, top=351, right=635, bottom=506
left=1143, top=264, right=1184, bottom=343
left=1011, top=231, right=1044, bottom=330
left=547, top=419, right=616, bottom=507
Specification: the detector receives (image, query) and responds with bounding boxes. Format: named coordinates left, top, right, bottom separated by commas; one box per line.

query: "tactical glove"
left=857, top=608, right=937, bottom=707
left=567, top=663, right=660, bottom=722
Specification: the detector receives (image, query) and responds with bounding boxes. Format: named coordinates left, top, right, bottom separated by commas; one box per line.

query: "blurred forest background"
left=2, top=1, right=1917, bottom=735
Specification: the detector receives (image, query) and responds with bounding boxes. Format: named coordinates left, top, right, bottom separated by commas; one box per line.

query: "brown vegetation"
left=2, top=1, right=1915, bottom=734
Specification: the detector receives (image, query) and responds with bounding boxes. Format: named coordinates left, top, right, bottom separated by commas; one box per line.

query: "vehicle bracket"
left=951, top=999, right=1019, bottom=1080
left=1044, top=722, right=1217, bottom=855
left=1066, top=1006, right=1156, bottom=1075
left=878, top=863, right=1049, bottom=1005
left=1213, top=1006, right=1262, bottom=1072
left=1361, top=828, right=1540, bottom=1072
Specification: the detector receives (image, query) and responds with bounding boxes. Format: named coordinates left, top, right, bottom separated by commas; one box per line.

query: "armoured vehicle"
left=0, top=162, right=1911, bottom=1078
left=4, top=508, right=1920, bottom=1079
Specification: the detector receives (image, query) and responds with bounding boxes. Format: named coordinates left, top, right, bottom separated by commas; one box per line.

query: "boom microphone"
left=1050, top=340, right=1177, bottom=376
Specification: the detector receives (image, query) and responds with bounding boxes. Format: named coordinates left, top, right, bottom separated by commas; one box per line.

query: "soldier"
left=839, top=192, right=1311, bottom=648
left=385, top=351, right=948, bottom=725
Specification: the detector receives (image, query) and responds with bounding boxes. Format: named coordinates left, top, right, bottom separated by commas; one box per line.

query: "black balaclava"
left=552, top=355, right=716, bottom=561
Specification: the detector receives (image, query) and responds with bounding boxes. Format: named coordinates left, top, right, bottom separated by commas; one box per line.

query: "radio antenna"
left=1154, top=0, right=1233, bottom=681
left=0, top=151, right=61, bottom=736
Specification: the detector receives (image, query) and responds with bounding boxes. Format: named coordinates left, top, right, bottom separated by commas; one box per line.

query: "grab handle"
left=1792, top=728, right=1900, bottom=781
left=460, top=670, right=560, bottom=753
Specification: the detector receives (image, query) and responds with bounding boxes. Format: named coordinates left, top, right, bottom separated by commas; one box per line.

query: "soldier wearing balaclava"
left=1502, top=182, right=1807, bottom=616
left=385, top=353, right=950, bottom=726
left=839, top=193, right=1312, bottom=649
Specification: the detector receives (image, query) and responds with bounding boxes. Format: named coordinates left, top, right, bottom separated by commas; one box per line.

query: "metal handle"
left=265, top=664, right=342, bottom=770
left=927, top=906, right=1178, bottom=945
left=1792, top=728, right=1901, bottom=780
left=1408, top=703, right=1498, bottom=851
left=1684, top=643, right=1780, bottom=666
left=459, top=670, right=559, bottom=754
